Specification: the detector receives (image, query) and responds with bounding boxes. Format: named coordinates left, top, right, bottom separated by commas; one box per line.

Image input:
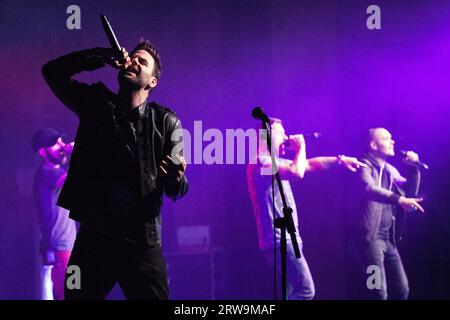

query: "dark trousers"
left=351, top=239, right=409, bottom=300
left=64, top=225, right=169, bottom=300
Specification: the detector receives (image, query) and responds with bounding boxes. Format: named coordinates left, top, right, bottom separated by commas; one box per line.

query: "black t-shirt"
left=377, top=166, right=394, bottom=240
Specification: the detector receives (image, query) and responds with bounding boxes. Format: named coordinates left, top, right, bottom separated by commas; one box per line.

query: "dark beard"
left=118, top=71, right=141, bottom=89
left=46, top=152, right=66, bottom=166
left=118, top=69, right=151, bottom=91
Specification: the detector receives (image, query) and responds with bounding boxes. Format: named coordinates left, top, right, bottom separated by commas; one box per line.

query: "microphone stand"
left=259, top=120, right=301, bottom=300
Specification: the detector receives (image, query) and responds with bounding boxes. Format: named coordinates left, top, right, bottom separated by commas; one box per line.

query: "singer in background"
left=42, top=40, right=188, bottom=300
left=348, top=127, right=424, bottom=300
left=246, top=118, right=366, bottom=299
left=32, top=128, right=76, bottom=300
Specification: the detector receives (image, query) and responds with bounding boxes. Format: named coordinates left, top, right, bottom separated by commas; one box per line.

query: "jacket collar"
left=100, top=85, right=149, bottom=120
left=363, top=152, right=387, bottom=170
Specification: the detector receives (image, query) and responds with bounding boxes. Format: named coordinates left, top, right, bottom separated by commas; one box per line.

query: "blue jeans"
left=355, top=239, right=409, bottom=300
left=264, top=242, right=315, bottom=300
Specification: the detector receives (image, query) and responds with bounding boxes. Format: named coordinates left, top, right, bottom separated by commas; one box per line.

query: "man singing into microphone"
left=349, top=127, right=424, bottom=300
left=42, top=41, right=188, bottom=300
left=246, top=118, right=366, bottom=299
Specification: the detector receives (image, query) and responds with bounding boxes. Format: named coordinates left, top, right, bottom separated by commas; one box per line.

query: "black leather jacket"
left=42, top=48, right=188, bottom=245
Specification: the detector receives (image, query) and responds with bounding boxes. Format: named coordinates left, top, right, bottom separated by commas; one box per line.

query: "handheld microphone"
left=302, top=132, right=321, bottom=139
left=252, top=107, right=270, bottom=123
left=399, top=150, right=429, bottom=170
left=282, top=132, right=321, bottom=149
left=100, top=15, right=123, bottom=60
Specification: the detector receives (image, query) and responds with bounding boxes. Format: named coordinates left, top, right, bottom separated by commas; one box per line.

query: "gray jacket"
left=352, top=153, right=421, bottom=244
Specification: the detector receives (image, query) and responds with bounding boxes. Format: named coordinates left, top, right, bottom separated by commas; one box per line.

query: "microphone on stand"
left=252, top=106, right=270, bottom=123
left=399, top=149, right=429, bottom=170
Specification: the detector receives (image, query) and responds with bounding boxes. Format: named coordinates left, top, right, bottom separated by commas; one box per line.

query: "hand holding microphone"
left=400, top=150, right=429, bottom=170
left=286, top=134, right=306, bottom=150
left=283, top=132, right=320, bottom=150
left=102, top=47, right=130, bottom=69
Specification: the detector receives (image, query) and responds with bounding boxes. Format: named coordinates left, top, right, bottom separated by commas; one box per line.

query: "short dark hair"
left=131, top=39, right=162, bottom=80
left=269, top=117, right=283, bottom=126
left=254, top=117, right=282, bottom=133
left=258, top=117, right=284, bottom=145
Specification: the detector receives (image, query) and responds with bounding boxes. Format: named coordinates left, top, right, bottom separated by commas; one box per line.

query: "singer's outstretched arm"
left=306, top=155, right=366, bottom=173
left=42, top=48, right=117, bottom=117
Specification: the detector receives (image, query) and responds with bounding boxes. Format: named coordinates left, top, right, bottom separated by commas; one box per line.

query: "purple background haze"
left=1, top=0, right=449, bottom=299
